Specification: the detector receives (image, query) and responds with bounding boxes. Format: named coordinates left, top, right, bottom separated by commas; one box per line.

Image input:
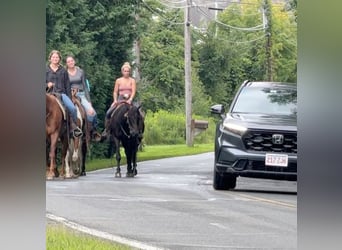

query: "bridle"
left=120, top=105, right=136, bottom=139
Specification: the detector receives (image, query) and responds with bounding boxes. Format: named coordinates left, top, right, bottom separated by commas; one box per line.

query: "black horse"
left=108, top=102, right=145, bottom=177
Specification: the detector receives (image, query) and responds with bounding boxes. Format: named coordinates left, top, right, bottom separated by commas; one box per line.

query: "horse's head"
left=125, top=105, right=144, bottom=138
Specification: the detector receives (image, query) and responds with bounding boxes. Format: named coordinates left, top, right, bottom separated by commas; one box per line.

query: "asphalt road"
left=46, top=152, right=297, bottom=250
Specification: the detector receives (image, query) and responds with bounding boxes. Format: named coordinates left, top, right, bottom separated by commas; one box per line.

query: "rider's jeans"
left=77, top=92, right=98, bottom=127
left=61, top=93, right=77, bottom=123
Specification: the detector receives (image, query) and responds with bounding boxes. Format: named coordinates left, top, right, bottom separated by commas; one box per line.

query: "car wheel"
left=213, top=167, right=237, bottom=190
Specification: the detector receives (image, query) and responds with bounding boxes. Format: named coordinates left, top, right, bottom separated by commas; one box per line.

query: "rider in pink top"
left=101, top=62, right=137, bottom=139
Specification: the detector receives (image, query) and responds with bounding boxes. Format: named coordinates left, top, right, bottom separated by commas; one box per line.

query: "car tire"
left=213, top=168, right=237, bottom=190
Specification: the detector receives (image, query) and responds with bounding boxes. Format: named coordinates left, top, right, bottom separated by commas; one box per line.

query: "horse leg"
left=80, top=136, right=87, bottom=176
left=125, top=145, right=134, bottom=177
left=47, top=133, right=58, bottom=180
left=72, top=137, right=80, bottom=162
left=106, top=138, right=115, bottom=158
left=132, top=144, right=138, bottom=176
left=46, top=140, right=51, bottom=177
left=114, top=139, right=121, bottom=178
left=131, top=142, right=139, bottom=177
left=60, top=135, right=69, bottom=178
left=64, top=149, right=72, bottom=179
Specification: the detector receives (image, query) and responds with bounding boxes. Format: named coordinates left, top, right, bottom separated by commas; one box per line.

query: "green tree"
left=139, top=0, right=212, bottom=115
left=46, top=0, right=140, bottom=157
left=198, top=0, right=297, bottom=106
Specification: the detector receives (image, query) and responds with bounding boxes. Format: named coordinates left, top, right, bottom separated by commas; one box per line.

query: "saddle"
left=110, top=102, right=127, bottom=119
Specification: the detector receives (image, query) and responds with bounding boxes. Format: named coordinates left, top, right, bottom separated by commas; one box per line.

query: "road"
left=46, top=152, right=297, bottom=250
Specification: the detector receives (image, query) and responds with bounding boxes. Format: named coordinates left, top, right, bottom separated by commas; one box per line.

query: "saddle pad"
left=55, top=98, right=67, bottom=120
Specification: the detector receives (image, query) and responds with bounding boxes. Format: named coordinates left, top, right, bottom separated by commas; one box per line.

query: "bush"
left=143, top=110, right=216, bottom=145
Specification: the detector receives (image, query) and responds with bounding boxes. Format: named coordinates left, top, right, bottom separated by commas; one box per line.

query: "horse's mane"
left=111, top=103, right=131, bottom=126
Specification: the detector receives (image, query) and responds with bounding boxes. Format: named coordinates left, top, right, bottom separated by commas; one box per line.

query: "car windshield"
left=232, top=86, right=297, bottom=115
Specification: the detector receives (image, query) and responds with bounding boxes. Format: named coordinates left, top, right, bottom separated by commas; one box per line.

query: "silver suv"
left=211, top=80, right=297, bottom=190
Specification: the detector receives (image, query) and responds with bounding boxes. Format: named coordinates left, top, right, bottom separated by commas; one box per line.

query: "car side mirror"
left=210, top=104, right=225, bottom=115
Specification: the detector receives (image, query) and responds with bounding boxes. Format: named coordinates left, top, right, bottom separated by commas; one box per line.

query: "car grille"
left=243, top=131, right=297, bottom=153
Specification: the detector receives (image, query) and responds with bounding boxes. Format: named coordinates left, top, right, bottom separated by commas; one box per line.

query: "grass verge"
left=86, top=143, right=214, bottom=172
left=47, top=223, right=132, bottom=250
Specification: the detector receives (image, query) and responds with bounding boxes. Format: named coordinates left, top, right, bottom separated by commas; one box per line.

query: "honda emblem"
left=272, top=134, right=284, bottom=144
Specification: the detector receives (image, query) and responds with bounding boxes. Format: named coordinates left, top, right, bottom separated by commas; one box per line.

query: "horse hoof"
left=115, top=173, right=121, bottom=178
left=80, top=171, right=86, bottom=176
left=126, top=172, right=134, bottom=178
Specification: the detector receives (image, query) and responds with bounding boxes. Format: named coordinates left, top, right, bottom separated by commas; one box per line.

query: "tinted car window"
left=232, top=86, right=297, bottom=115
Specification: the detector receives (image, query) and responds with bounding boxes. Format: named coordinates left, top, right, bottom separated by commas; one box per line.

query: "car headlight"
left=223, top=121, right=247, bottom=136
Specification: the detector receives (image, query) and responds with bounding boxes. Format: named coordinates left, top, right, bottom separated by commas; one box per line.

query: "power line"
left=202, top=28, right=267, bottom=45
left=196, top=6, right=265, bottom=31
left=155, top=0, right=273, bottom=32
left=161, top=0, right=186, bottom=4
left=141, top=0, right=186, bottom=25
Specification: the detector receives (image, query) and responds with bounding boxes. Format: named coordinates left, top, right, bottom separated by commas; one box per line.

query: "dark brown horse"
left=46, top=93, right=69, bottom=180
left=108, top=102, right=145, bottom=177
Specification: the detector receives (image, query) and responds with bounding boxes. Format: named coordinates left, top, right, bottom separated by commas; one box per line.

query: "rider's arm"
left=46, top=66, right=54, bottom=90
left=113, top=79, right=119, bottom=103
left=80, top=68, right=91, bottom=101
left=64, top=70, right=72, bottom=99
left=128, top=78, right=136, bottom=103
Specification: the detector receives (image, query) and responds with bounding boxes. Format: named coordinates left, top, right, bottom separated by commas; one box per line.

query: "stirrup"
left=91, top=131, right=102, bottom=142
left=73, top=127, right=83, bottom=138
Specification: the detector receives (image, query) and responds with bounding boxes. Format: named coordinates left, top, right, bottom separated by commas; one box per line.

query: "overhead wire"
left=202, top=28, right=267, bottom=45
left=196, top=5, right=265, bottom=31
left=161, top=0, right=186, bottom=4
left=141, top=0, right=186, bottom=25
left=151, top=0, right=266, bottom=31
left=142, top=0, right=295, bottom=47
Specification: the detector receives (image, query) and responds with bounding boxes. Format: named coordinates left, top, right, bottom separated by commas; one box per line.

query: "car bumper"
left=216, top=146, right=297, bottom=181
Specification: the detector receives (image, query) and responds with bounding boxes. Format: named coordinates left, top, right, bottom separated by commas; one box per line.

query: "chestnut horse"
left=46, top=93, right=69, bottom=180
left=108, top=102, right=145, bottom=177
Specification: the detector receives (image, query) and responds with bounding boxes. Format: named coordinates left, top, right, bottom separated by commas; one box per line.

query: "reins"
left=111, top=103, right=132, bottom=138
left=120, top=124, right=130, bottom=138
left=111, top=103, right=142, bottom=139
left=121, top=106, right=133, bottom=138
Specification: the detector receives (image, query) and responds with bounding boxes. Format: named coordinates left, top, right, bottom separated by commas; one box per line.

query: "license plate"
left=265, top=153, right=288, bottom=167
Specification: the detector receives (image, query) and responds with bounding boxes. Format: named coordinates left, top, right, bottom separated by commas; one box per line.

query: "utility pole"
left=133, top=3, right=141, bottom=83
left=133, top=39, right=141, bottom=83
left=215, top=0, right=218, bottom=36
left=184, top=0, right=193, bottom=146
left=264, top=0, right=273, bottom=81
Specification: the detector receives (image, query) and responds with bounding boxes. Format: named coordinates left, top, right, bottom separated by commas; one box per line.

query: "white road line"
left=210, top=222, right=227, bottom=229
left=46, top=213, right=167, bottom=250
